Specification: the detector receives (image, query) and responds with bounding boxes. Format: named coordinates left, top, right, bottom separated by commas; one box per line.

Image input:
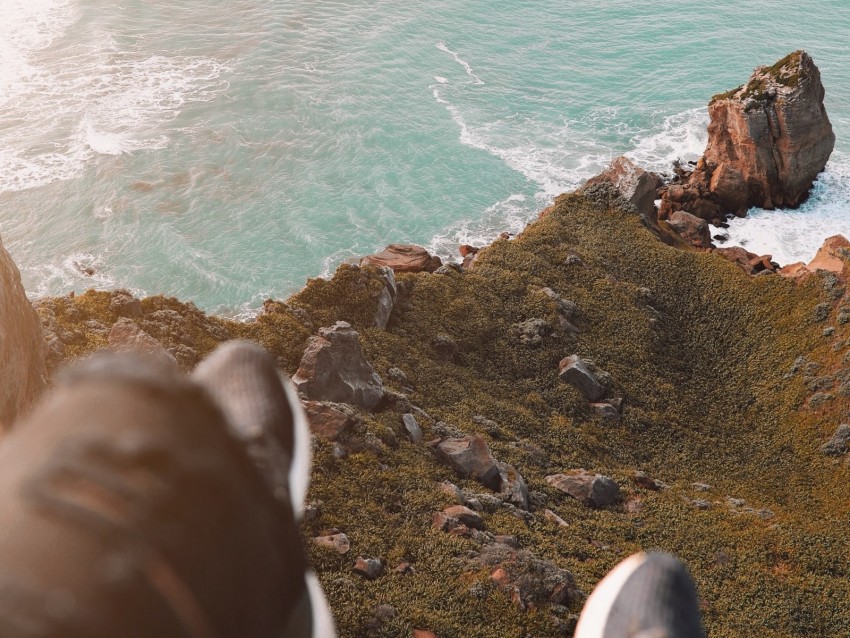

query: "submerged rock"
left=292, top=322, right=384, bottom=410
left=662, top=51, right=834, bottom=219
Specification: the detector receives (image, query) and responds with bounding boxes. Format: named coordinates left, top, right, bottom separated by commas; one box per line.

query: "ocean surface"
left=1, top=0, right=849, bottom=315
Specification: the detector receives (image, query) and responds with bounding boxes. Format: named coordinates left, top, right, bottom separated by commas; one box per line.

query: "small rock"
left=633, top=471, right=663, bottom=491
left=413, top=630, right=438, bottom=638
left=510, top=318, right=552, bottom=348
left=821, top=424, right=850, bottom=456
left=497, top=461, right=530, bottom=511
left=302, top=401, right=358, bottom=442
left=692, top=482, right=712, bottom=492
left=546, top=471, right=620, bottom=508
left=437, top=481, right=461, bottom=501
left=314, top=533, right=351, bottom=554
left=402, top=413, right=423, bottom=443
left=823, top=326, right=836, bottom=337
left=443, top=505, right=485, bottom=530
left=353, top=557, right=384, bottom=580
left=434, top=436, right=501, bottom=491
left=544, top=509, right=569, bottom=528
left=590, top=402, right=620, bottom=420
left=387, top=367, right=410, bottom=386
left=372, top=266, right=397, bottom=330
left=395, top=562, right=415, bottom=575
left=304, top=501, right=322, bottom=522
left=558, top=355, right=606, bottom=402
left=692, top=499, right=712, bottom=510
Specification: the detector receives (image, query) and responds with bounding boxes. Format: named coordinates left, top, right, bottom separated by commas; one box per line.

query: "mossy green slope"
left=47, top=190, right=850, bottom=637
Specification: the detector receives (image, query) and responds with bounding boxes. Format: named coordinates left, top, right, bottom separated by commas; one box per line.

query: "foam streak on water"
left=0, top=0, right=848, bottom=312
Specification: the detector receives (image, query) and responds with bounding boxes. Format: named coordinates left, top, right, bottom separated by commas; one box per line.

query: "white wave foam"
left=0, top=0, right=73, bottom=101
left=722, top=154, right=850, bottom=265
left=0, top=38, right=230, bottom=192
left=435, top=41, right=484, bottom=85
left=434, top=76, right=449, bottom=84
left=626, top=108, right=708, bottom=174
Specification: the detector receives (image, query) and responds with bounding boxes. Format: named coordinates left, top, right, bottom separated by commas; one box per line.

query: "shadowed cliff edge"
left=4, top=51, right=850, bottom=637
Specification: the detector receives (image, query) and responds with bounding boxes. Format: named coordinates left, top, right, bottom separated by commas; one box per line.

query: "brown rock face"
left=583, top=156, right=660, bottom=224
left=662, top=51, right=834, bottom=219
left=434, top=436, right=501, bottom=491
left=360, top=244, right=442, bottom=273
left=108, top=318, right=177, bottom=368
left=0, top=239, right=46, bottom=427
left=779, top=235, right=850, bottom=280
left=667, top=211, right=713, bottom=248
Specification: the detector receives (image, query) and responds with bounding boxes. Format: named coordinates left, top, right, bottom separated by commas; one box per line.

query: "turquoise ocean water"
left=2, top=0, right=849, bottom=315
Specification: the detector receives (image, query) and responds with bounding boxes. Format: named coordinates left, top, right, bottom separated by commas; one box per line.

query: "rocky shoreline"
left=1, top=51, right=850, bottom=636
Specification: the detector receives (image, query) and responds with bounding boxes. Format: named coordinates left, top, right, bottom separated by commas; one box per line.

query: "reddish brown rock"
left=108, top=318, right=177, bottom=368
left=353, top=557, right=384, bottom=580
left=546, top=471, right=620, bottom=508
left=302, top=401, right=357, bottom=441
left=413, top=630, right=438, bottom=638
left=583, top=156, right=659, bottom=223
left=459, top=244, right=479, bottom=257
left=662, top=51, right=835, bottom=219
left=292, top=322, right=384, bottom=410
left=0, top=238, right=46, bottom=427
left=313, top=533, right=351, bottom=554
left=434, top=436, right=501, bottom=490
left=667, top=211, right=713, bottom=248
left=442, top=505, right=485, bottom=530
left=805, top=235, right=849, bottom=275
left=360, top=244, right=442, bottom=273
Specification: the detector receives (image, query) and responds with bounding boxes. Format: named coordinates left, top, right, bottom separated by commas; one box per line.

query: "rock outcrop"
left=108, top=318, right=178, bottom=368
left=582, top=156, right=660, bottom=224
left=0, top=238, right=46, bottom=427
left=667, top=211, right=712, bottom=248
left=661, top=51, right=834, bottom=221
left=546, top=471, right=620, bottom=508
left=360, top=244, right=442, bottom=273
left=780, top=235, right=850, bottom=280
left=292, top=322, right=384, bottom=410
left=558, top=355, right=607, bottom=402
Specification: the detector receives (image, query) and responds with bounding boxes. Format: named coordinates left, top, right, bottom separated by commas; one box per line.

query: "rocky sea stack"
left=662, top=50, right=835, bottom=221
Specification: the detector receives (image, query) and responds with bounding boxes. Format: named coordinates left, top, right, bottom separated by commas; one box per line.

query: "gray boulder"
left=546, top=471, right=620, bottom=508
left=293, top=322, right=384, bottom=410
left=582, top=156, right=659, bottom=223
left=821, top=424, right=850, bottom=456
left=559, top=355, right=606, bottom=402
left=435, top=436, right=501, bottom=491
left=372, top=266, right=397, bottom=330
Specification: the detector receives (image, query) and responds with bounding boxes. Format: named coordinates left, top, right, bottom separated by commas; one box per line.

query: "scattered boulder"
left=590, top=402, right=620, bottom=420
left=558, top=355, right=606, bottom=402
left=582, top=156, right=659, bottom=224
left=314, top=533, right=351, bottom=554
left=667, top=211, right=712, bottom=248
left=442, top=505, right=485, bottom=530
left=108, top=318, right=177, bottom=368
left=302, top=401, right=358, bottom=442
left=292, top=322, right=384, bottom=410
left=372, top=266, right=397, bottom=329
left=821, top=424, right=850, bottom=456
left=434, top=436, right=501, bottom=491
left=360, top=244, right=442, bottom=273
left=401, top=413, right=423, bottom=443
left=353, top=557, right=384, bottom=580
left=546, top=471, right=620, bottom=508
left=633, top=471, right=664, bottom=491
left=661, top=51, right=834, bottom=219
left=0, top=238, right=47, bottom=427
left=544, top=509, right=569, bottom=528
left=497, top=462, right=530, bottom=511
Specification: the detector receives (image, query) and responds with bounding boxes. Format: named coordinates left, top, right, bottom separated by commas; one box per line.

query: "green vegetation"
left=48, top=188, right=850, bottom=636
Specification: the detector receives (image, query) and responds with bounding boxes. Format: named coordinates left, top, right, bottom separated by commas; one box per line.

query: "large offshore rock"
left=293, top=322, right=384, bottom=410
left=0, top=238, right=46, bottom=427
left=662, top=51, right=834, bottom=219
left=360, top=244, right=442, bottom=273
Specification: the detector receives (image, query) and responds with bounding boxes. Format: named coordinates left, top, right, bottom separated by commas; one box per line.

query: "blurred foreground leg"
left=574, top=552, right=704, bottom=638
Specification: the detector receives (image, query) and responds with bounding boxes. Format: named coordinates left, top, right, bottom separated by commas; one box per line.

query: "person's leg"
left=574, top=552, right=704, bottom=638
left=0, top=342, right=333, bottom=638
